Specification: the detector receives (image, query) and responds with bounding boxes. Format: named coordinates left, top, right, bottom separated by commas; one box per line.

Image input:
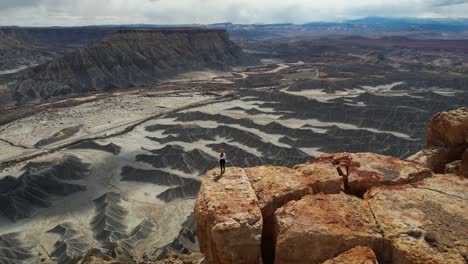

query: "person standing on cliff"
left=219, top=148, right=226, bottom=174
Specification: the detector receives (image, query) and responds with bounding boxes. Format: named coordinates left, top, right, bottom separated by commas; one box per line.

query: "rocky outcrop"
left=312, top=153, right=432, bottom=196
left=194, top=168, right=263, bottom=264
left=409, top=107, right=468, bottom=176
left=321, top=246, right=378, bottom=264
left=6, top=28, right=255, bottom=107
left=195, top=154, right=468, bottom=263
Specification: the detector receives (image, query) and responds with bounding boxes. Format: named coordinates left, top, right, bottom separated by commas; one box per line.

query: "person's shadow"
left=213, top=171, right=224, bottom=182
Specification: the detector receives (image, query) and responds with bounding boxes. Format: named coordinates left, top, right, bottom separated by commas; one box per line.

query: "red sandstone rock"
left=321, top=246, right=378, bottom=264
left=244, top=165, right=341, bottom=262
left=194, top=168, right=262, bottom=264
left=366, top=175, right=468, bottom=264
left=293, top=162, right=342, bottom=194
left=412, top=108, right=468, bottom=174
left=245, top=166, right=315, bottom=219
left=274, top=193, right=382, bottom=264
left=314, top=152, right=432, bottom=196
left=427, top=107, right=468, bottom=150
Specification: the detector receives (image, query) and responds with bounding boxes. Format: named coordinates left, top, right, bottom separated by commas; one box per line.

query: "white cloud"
left=0, top=0, right=467, bottom=26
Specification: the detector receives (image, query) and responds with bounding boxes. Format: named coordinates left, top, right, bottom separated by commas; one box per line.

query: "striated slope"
left=6, top=28, right=255, bottom=106
left=0, top=27, right=114, bottom=73
left=47, top=222, right=90, bottom=264
left=0, top=155, right=90, bottom=221
left=0, top=232, right=36, bottom=264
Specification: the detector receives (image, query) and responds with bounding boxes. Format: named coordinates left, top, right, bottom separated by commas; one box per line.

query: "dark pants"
left=220, top=159, right=226, bottom=173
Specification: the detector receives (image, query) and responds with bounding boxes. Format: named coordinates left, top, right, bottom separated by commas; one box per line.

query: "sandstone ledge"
left=312, top=152, right=432, bottom=196
left=195, top=156, right=468, bottom=264
left=194, top=168, right=262, bottom=264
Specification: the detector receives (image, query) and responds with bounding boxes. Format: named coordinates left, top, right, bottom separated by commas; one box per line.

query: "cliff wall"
left=4, top=29, right=255, bottom=107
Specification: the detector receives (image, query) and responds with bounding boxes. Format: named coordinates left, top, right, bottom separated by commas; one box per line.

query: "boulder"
left=274, top=193, right=382, bottom=264
left=412, top=107, right=468, bottom=174
left=313, top=153, right=432, bottom=196
left=408, top=147, right=451, bottom=173
left=194, top=168, right=262, bottom=264
left=427, top=107, right=468, bottom=151
left=445, top=160, right=462, bottom=174
left=321, top=246, right=378, bottom=264
left=244, top=165, right=341, bottom=262
left=366, top=175, right=468, bottom=264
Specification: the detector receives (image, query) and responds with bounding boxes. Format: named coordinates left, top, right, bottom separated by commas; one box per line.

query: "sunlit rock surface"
left=321, top=246, right=378, bottom=264
left=313, top=153, right=433, bottom=196
left=409, top=107, right=468, bottom=176
left=195, top=156, right=468, bottom=264
left=366, top=175, right=468, bottom=264
left=274, top=193, right=382, bottom=264
left=194, top=168, right=263, bottom=264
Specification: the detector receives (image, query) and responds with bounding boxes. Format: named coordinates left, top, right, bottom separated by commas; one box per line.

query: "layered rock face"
left=0, top=27, right=114, bottom=73
left=7, top=28, right=254, bottom=106
left=409, top=107, right=468, bottom=176
left=195, top=108, right=468, bottom=264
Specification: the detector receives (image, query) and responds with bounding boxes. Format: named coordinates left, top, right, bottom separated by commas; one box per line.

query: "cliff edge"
left=194, top=107, right=468, bottom=264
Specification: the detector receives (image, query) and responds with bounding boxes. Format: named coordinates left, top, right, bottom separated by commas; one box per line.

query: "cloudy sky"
left=1, top=0, right=468, bottom=26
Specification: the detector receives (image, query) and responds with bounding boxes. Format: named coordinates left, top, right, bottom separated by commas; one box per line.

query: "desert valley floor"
left=0, top=55, right=467, bottom=263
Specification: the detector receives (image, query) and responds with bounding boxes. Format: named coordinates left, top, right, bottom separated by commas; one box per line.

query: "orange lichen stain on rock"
left=322, top=246, right=379, bottom=264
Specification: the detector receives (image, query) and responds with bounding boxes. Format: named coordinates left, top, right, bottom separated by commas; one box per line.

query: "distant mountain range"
left=80, top=17, right=468, bottom=28
left=3, top=17, right=468, bottom=40
left=76, top=17, right=468, bottom=39
left=344, top=17, right=468, bottom=26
